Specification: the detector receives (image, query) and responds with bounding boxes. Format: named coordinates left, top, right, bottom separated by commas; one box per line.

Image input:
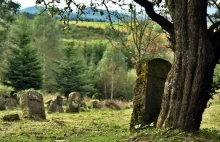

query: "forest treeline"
left=0, top=12, right=138, bottom=100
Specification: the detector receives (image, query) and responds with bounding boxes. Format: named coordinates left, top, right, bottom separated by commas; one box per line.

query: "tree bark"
left=104, top=82, right=107, bottom=100
left=156, top=0, right=216, bottom=131
left=111, top=67, right=114, bottom=100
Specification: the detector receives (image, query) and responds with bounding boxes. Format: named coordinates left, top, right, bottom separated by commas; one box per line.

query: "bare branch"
left=208, top=21, right=220, bottom=37
left=207, top=14, right=215, bottom=25
left=133, top=0, right=174, bottom=37
left=212, top=31, right=220, bottom=63
left=211, top=0, right=220, bottom=11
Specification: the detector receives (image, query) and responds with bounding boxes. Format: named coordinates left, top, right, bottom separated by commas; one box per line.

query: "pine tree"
left=54, top=42, right=91, bottom=98
left=2, top=15, right=43, bottom=91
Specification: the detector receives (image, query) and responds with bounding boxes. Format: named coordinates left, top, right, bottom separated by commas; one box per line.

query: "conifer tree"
left=54, top=42, right=91, bottom=98
left=2, top=15, right=43, bottom=91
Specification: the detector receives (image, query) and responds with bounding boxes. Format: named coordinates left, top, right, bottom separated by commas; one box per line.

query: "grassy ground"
left=61, top=21, right=124, bottom=42
left=0, top=95, right=220, bottom=142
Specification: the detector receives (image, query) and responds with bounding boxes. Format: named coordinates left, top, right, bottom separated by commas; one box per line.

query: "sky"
left=14, top=0, right=218, bottom=14
left=14, top=0, right=106, bottom=9
left=14, top=0, right=129, bottom=10
left=14, top=0, right=38, bottom=9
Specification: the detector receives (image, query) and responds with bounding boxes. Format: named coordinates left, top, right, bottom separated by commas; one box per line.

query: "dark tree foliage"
left=2, top=15, right=43, bottom=91
left=83, top=41, right=107, bottom=66
left=3, top=46, right=43, bottom=91
left=54, top=42, right=91, bottom=98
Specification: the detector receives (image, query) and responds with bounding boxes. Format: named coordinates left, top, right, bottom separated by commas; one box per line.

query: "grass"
left=0, top=107, right=131, bottom=142
left=69, top=21, right=110, bottom=29
left=0, top=95, right=220, bottom=141
left=61, top=21, right=125, bottom=42
left=201, top=95, right=220, bottom=130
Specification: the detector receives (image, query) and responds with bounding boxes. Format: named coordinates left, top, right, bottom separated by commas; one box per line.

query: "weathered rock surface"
left=48, top=96, right=64, bottom=113
left=20, top=90, right=46, bottom=120
left=105, top=101, right=121, bottom=110
left=66, top=92, right=81, bottom=113
left=92, top=101, right=105, bottom=109
left=130, top=58, right=171, bottom=132
left=2, top=113, right=20, bottom=121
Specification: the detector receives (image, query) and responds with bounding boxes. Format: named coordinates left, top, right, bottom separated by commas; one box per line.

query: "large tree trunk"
left=156, top=0, right=216, bottom=131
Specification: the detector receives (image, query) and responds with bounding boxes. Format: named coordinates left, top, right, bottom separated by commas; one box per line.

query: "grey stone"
left=130, top=58, right=171, bottom=132
left=92, top=101, right=105, bottom=109
left=2, top=113, right=20, bottom=121
left=20, top=90, right=46, bottom=120
left=66, top=92, right=81, bottom=113
left=48, top=96, right=64, bottom=113
left=105, top=101, right=121, bottom=110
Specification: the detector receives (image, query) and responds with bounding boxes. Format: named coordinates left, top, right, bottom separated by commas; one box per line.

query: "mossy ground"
left=0, top=95, right=219, bottom=142
left=0, top=108, right=131, bottom=142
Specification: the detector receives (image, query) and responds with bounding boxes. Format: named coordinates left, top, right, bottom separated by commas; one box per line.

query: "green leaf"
left=100, top=10, right=104, bottom=16
left=129, top=3, right=133, bottom=10
left=64, top=7, right=68, bottom=10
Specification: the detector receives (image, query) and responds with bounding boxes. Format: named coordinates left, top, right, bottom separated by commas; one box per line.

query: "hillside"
left=20, top=6, right=123, bottom=22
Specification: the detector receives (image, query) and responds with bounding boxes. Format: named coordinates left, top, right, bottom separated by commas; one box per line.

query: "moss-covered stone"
left=20, top=90, right=46, bottom=120
left=48, top=96, right=64, bottom=113
left=130, top=58, right=171, bottom=132
left=66, top=92, right=81, bottom=113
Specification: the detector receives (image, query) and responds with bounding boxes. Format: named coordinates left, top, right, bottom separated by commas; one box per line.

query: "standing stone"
left=5, top=98, right=17, bottom=109
left=0, top=97, right=6, bottom=110
left=66, top=92, right=81, bottom=113
left=48, top=96, right=64, bottom=113
left=20, top=90, right=46, bottom=120
left=130, top=58, right=171, bottom=132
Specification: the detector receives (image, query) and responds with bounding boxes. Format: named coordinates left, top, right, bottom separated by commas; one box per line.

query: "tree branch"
left=207, top=14, right=215, bottom=25
left=133, top=0, right=174, bottom=37
left=211, top=0, right=220, bottom=11
left=212, top=31, right=220, bottom=63
left=208, top=21, right=220, bottom=37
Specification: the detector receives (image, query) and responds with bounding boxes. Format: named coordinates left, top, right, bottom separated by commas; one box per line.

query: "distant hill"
left=20, top=6, right=123, bottom=22
left=21, top=6, right=217, bottom=22
left=20, top=6, right=43, bottom=14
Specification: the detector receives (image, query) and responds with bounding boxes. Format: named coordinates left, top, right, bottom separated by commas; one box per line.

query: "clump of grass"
left=201, top=95, right=220, bottom=130
left=131, top=127, right=220, bottom=142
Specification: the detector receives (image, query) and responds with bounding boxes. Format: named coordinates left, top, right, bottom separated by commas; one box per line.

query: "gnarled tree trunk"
left=156, top=0, right=215, bottom=131
left=134, top=0, right=220, bottom=131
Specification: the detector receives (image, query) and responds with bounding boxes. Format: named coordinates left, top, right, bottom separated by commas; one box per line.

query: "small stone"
left=2, top=113, right=20, bottom=121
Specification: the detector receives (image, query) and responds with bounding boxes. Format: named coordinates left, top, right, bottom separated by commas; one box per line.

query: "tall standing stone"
left=48, top=96, right=64, bottom=113
left=130, top=58, right=171, bottom=132
left=20, top=90, right=46, bottom=120
left=66, top=92, right=81, bottom=113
